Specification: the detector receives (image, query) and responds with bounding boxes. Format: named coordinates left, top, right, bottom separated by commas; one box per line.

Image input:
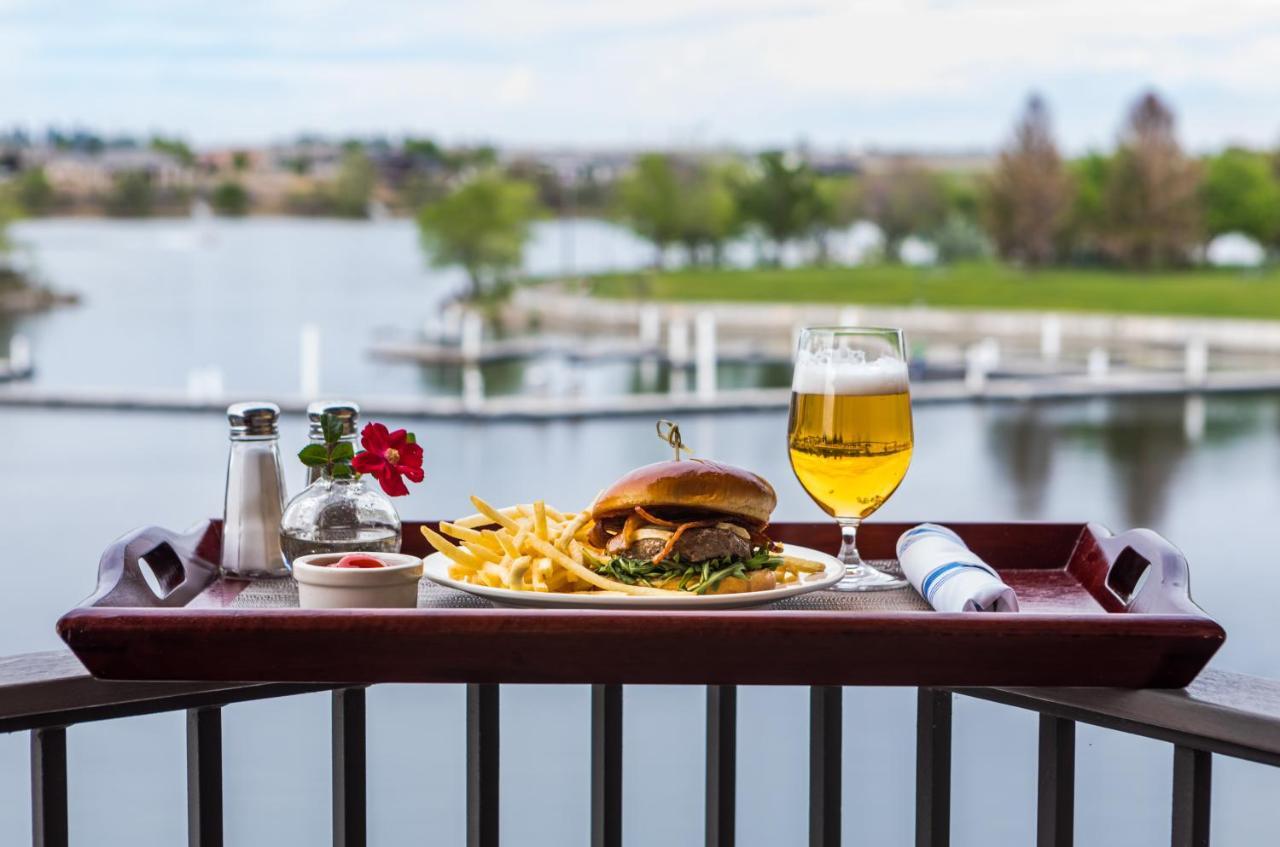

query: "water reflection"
left=987, top=395, right=1268, bottom=526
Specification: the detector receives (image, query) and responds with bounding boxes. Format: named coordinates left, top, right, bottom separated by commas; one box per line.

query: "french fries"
left=422, top=494, right=825, bottom=598
left=421, top=495, right=684, bottom=596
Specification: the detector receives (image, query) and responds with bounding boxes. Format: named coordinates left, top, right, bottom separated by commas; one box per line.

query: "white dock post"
left=964, top=343, right=988, bottom=394
left=462, top=365, right=485, bottom=411
left=838, top=307, right=862, bottom=327
left=1087, top=348, right=1110, bottom=380
left=300, top=324, right=321, bottom=399
left=1183, top=394, right=1205, bottom=442
left=461, top=311, right=484, bottom=362
left=639, top=305, right=662, bottom=350
left=695, top=311, right=718, bottom=400
left=964, top=339, right=999, bottom=394
left=185, top=366, right=224, bottom=401
left=790, top=323, right=805, bottom=360
left=1040, top=315, right=1062, bottom=362
left=1184, top=338, right=1208, bottom=386
left=207, top=367, right=224, bottom=399
left=668, top=313, right=690, bottom=366
left=8, top=335, right=31, bottom=373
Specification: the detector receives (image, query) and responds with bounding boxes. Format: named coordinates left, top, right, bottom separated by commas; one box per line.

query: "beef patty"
left=608, top=526, right=752, bottom=563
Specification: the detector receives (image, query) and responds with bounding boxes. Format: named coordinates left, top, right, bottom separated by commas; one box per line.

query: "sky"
left=1, top=0, right=1278, bottom=153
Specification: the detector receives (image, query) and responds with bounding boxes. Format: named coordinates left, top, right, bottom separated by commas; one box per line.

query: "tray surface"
left=57, top=520, right=1224, bottom=688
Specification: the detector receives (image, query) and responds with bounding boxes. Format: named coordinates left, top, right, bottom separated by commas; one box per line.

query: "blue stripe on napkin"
left=920, top=560, right=1001, bottom=604
left=897, top=524, right=963, bottom=556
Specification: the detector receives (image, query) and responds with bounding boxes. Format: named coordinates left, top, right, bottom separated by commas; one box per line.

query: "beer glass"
left=787, top=327, right=913, bottom=591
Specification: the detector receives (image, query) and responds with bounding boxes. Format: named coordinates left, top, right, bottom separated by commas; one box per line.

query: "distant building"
left=37, top=149, right=195, bottom=194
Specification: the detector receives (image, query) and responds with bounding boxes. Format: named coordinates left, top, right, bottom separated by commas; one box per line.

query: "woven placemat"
left=226, top=560, right=930, bottom=612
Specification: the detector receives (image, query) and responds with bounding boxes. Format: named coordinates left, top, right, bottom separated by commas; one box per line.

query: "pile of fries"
left=421, top=495, right=822, bottom=597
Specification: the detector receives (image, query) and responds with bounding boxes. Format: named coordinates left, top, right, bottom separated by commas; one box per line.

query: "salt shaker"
left=305, top=400, right=360, bottom=485
left=222, top=402, right=289, bottom=579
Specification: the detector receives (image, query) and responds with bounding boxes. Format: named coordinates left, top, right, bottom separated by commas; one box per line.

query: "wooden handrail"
left=959, top=668, right=1280, bottom=767
left=3, top=648, right=1279, bottom=767
left=0, top=650, right=326, bottom=733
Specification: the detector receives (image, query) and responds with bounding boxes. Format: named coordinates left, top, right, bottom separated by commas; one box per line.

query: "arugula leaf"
left=593, top=546, right=782, bottom=594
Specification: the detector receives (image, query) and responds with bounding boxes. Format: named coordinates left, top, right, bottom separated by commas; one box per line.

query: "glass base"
left=832, top=563, right=909, bottom=592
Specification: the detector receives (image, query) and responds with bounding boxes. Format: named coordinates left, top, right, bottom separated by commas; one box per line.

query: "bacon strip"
left=634, top=506, right=680, bottom=528
left=588, top=520, right=612, bottom=549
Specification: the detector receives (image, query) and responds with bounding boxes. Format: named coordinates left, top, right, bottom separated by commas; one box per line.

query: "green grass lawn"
left=587, top=263, right=1280, bottom=319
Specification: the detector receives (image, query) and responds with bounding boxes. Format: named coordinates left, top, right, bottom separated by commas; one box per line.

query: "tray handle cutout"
left=86, top=524, right=219, bottom=608
left=1105, top=546, right=1151, bottom=605
left=1093, top=527, right=1197, bottom=614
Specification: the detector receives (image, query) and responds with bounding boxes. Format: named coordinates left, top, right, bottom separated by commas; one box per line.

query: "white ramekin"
left=291, top=552, right=423, bottom=609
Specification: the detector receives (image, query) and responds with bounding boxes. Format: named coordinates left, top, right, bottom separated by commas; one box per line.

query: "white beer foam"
left=792, top=352, right=909, bottom=395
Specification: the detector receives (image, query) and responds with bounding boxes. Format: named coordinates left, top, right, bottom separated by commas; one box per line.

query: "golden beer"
left=787, top=390, right=914, bottom=519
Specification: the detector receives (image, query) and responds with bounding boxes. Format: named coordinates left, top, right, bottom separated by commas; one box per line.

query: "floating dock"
left=3, top=369, right=1280, bottom=421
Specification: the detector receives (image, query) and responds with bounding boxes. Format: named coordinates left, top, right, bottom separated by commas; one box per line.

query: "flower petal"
left=360, top=422, right=390, bottom=453
left=386, top=428, right=409, bottom=449
left=397, top=441, right=424, bottom=468
left=351, top=452, right=385, bottom=474
left=377, top=471, right=409, bottom=497
left=398, top=464, right=425, bottom=483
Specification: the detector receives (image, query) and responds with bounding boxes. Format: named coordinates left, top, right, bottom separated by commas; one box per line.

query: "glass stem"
left=837, top=518, right=863, bottom=569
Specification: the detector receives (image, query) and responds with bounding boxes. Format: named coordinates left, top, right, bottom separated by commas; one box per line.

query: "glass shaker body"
left=222, top=402, right=289, bottom=579
left=305, top=400, right=360, bottom=486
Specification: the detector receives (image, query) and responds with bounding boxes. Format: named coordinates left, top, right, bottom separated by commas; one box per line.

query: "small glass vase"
left=279, top=474, right=402, bottom=565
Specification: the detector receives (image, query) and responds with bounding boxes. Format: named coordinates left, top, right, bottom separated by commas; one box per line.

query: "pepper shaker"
left=304, top=400, right=360, bottom=485
left=222, top=402, right=289, bottom=579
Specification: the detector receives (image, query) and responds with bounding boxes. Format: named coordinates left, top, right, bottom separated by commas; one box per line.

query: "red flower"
left=351, top=422, right=424, bottom=497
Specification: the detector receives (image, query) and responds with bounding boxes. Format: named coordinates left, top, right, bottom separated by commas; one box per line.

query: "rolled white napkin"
left=896, top=524, right=1019, bottom=612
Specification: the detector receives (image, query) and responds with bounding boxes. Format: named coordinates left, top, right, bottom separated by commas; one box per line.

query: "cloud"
left=0, top=0, right=1277, bottom=149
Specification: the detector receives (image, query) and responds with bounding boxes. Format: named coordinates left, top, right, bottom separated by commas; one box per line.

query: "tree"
left=150, top=136, right=195, bottom=167
left=417, top=173, right=539, bottom=300
left=617, top=154, right=684, bottom=267
left=736, top=151, right=827, bottom=263
left=1201, top=148, right=1280, bottom=244
left=1061, top=152, right=1111, bottom=261
left=104, top=171, right=155, bottom=217
left=676, top=161, right=744, bottom=266
left=984, top=94, right=1071, bottom=266
left=15, top=168, right=54, bottom=215
left=1102, top=91, right=1202, bottom=268
left=330, top=149, right=377, bottom=218
left=859, top=160, right=947, bottom=260
left=211, top=180, right=250, bottom=216
left=0, top=184, right=20, bottom=257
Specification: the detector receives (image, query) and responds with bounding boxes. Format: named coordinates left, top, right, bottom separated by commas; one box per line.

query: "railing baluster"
left=333, top=688, right=367, bottom=847
left=187, top=706, right=223, bottom=847
left=31, top=726, right=68, bottom=847
left=915, top=689, right=952, bottom=847
left=705, top=685, right=736, bottom=847
left=467, top=684, right=500, bottom=847
left=1037, top=715, right=1075, bottom=847
left=809, top=686, right=841, bottom=847
left=1171, top=746, right=1211, bottom=847
left=591, top=684, right=623, bottom=847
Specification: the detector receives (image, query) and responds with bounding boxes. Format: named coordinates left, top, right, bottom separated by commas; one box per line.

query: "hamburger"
left=587, top=459, right=782, bottom=594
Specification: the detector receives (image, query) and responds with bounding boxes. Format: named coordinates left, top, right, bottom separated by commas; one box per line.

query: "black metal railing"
left=3, top=651, right=1278, bottom=847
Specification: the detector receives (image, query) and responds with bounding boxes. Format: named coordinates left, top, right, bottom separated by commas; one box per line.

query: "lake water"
left=1, top=218, right=1278, bottom=846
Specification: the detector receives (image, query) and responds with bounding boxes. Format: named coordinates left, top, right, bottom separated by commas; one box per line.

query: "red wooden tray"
left=57, top=520, right=1224, bottom=688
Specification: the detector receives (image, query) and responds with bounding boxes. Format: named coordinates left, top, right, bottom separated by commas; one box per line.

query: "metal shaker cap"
left=306, top=400, right=360, bottom=437
left=227, top=401, right=280, bottom=437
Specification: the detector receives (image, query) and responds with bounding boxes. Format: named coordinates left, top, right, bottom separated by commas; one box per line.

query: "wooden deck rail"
left=2, top=650, right=1279, bottom=847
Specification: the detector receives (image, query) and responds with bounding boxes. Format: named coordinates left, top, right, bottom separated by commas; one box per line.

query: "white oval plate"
left=422, top=543, right=843, bottom=610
